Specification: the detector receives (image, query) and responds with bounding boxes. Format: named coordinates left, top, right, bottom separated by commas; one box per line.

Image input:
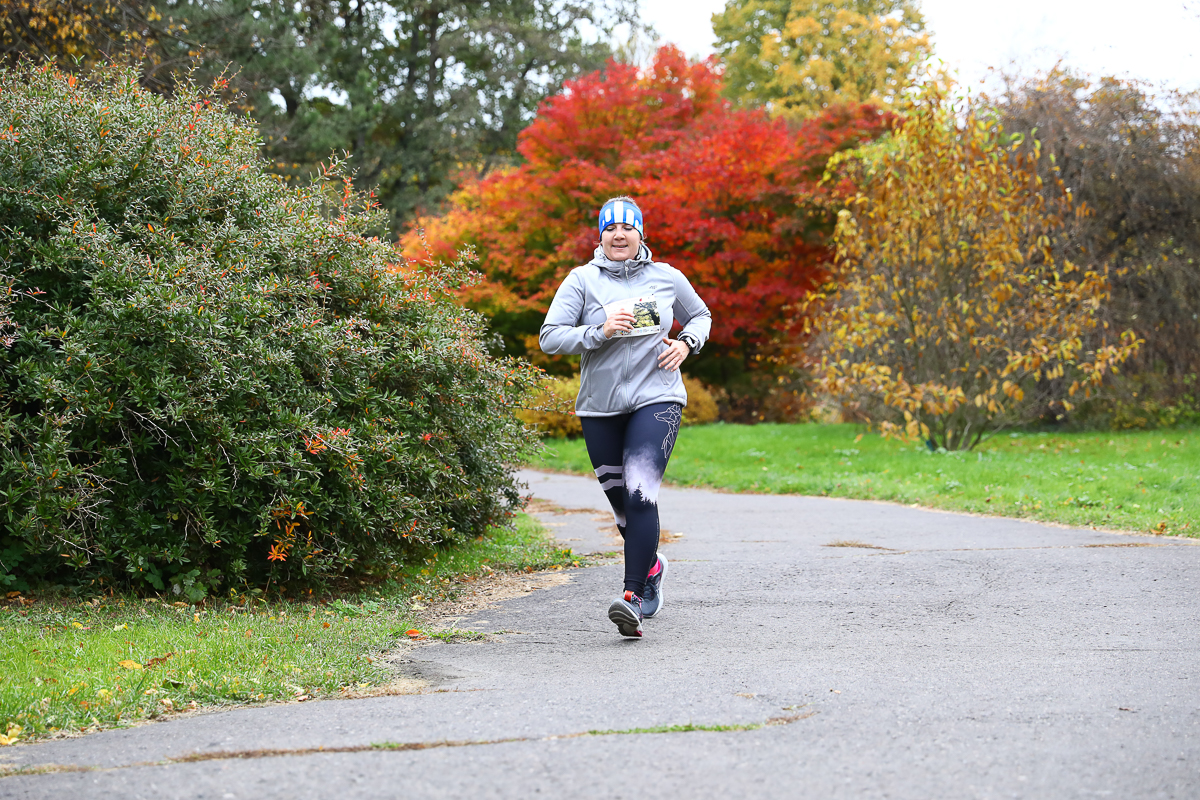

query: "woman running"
left=539, top=197, right=712, bottom=638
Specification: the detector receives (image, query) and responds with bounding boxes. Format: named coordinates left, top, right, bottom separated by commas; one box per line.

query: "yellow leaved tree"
left=713, top=0, right=930, bottom=120
left=804, top=81, right=1140, bottom=449
left=1, top=0, right=101, bottom=63
left=1, top=0, right=185, bottom=85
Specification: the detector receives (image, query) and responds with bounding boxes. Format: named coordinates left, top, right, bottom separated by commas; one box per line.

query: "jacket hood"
left=588, top=243, right=655, bottom=276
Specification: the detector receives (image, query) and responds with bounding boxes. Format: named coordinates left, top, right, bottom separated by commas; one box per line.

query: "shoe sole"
left=643, top=555, right=669, bottom=619
left=607, top=599, right=643, bottom=637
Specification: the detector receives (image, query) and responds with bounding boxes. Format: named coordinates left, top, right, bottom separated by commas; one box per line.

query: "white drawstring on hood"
left=589, top=243, right=654, bottom=277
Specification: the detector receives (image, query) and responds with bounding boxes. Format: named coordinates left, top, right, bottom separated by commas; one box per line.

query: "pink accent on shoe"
left=647, top=557, right=662, bottom=577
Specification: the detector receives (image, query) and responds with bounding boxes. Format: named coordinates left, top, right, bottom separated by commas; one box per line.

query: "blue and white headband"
left=598, top=199, right=644, bottom=236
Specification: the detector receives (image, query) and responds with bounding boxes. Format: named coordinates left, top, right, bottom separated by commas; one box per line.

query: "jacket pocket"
left=656, top=342, right=672, bottom=386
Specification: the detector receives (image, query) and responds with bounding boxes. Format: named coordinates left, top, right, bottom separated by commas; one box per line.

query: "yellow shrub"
left=682, top=376, right=720, bottom=425
left=809, top=80, right=1138, bottom=450
left=517, top=376, right=582, bottom=438
left=518, top=374, right=721, bottom=437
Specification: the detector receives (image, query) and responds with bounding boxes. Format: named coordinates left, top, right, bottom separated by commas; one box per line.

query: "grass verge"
left=0, top=514, right=574, bottom=745
left=530, top=423, right=1200, bottom=537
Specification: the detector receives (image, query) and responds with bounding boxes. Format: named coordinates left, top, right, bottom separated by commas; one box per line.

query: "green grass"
left=0, top=514, right=574, bottom=745
left=531, top=423, right=1200, bottom=537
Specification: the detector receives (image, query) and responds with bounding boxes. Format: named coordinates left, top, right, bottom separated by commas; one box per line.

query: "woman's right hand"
left=603, top=309, right=635, bottom=338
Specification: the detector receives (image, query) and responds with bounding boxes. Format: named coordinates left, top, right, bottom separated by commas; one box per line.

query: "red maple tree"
left=406, top=46, right=895, bottom=393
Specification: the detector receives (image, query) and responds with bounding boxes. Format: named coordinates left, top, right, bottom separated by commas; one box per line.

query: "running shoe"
left=640, top=555, right=669, bottom=618
left=608, top=591, right=644, bottom=637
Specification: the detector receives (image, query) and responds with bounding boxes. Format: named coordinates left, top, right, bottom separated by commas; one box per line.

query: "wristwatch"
left=678, top=332, right=701, bottom=355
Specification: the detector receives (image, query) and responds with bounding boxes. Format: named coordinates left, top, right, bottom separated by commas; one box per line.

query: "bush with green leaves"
left=0, top=64, right=540, bottom=597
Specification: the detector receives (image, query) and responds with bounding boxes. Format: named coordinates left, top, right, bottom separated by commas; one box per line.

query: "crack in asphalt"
left=0, top=712, right=816, bottom=780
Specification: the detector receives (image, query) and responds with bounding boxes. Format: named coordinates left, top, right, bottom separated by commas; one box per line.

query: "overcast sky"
left=637, top=0, right=1200, bottom=91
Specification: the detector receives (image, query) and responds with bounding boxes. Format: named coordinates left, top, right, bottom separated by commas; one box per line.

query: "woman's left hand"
left=658, top=336, right=689, bottom=372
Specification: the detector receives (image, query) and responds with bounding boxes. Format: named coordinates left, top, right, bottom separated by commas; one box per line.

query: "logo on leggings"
left=654, top=405, right=681, bottom=459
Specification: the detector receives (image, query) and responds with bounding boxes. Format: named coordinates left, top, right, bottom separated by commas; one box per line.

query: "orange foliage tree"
left=406, top=45, right=894, bottom=410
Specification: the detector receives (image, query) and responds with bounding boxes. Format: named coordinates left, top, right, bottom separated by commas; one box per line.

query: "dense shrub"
left=0, top=64, right=540, bottom=596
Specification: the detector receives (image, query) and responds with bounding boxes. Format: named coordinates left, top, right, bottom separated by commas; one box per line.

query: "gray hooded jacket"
left=539, top=245, right=712, bottom=417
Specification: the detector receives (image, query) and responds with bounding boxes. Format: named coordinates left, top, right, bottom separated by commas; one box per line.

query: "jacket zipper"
left=622, top=263, right=631, bottom=411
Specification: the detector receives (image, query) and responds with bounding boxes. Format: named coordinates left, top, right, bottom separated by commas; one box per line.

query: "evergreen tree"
left=2, top=1, right=640, bottom=231
left=175, top=0, right=639, bottom=229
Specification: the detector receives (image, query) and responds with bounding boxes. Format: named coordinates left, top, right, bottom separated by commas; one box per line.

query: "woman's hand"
left=603, top=309, right=635, bottom=338
left=658, top=336, right=689, bottom=372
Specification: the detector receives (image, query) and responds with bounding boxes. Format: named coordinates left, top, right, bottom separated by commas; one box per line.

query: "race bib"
left=603, top=295, right=662, bottom=337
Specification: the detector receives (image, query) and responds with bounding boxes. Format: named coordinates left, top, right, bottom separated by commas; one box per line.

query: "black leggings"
left=580, top=402, right=681, bottom=597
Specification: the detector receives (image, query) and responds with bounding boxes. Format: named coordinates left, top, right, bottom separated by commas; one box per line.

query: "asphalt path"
left=3, top=469, right=1198, bottom=799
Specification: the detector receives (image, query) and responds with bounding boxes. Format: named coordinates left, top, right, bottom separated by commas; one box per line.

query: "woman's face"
left=601, top=222, right=642, bottom=262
